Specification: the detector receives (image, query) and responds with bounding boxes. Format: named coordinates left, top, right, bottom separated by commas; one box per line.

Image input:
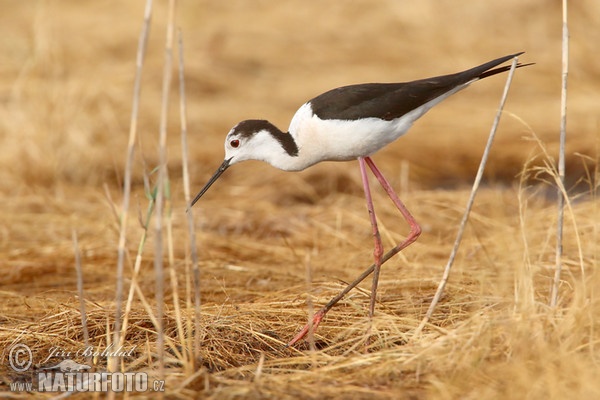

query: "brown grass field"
left=1, top=0, right=599, bottom=398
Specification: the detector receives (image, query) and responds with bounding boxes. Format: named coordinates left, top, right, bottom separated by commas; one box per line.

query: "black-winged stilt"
left=191, top=52, right=528, bottom=346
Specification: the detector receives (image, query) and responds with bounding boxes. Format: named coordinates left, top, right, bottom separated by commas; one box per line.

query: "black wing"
left=309, top=52, right=526, bottom=121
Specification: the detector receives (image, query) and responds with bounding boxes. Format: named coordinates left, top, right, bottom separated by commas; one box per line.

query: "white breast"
left=288, top=103, right=415, bottom=166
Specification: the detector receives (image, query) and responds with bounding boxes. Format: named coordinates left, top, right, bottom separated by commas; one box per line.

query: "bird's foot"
left=287, top=309, right=326, bottom=347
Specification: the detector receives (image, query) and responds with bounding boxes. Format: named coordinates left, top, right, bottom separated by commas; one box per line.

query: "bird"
left=191, top=52, right=529, bottom=346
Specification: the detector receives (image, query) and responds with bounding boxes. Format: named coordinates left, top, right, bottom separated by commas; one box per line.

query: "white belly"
left=288, top=103, right=418, bottom=167
left=312, top=116, right=414, bottom=160
left=286, top=84, right=468, bottom=171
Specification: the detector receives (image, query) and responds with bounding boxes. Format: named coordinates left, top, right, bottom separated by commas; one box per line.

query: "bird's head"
left=223, top=119, right=277, bottom=166
left=189, top=119, right=280, bottom=208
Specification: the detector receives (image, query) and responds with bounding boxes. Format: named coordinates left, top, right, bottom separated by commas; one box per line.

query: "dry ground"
left=1, top=1, right=599, bottom=398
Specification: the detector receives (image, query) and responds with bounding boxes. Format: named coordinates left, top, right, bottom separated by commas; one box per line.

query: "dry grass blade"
left=121, top=198, right=153, bottom=349
left=516, top=118, right=586, bottom=301
left=178, top=27, right=202, bottom=368
left=153, top=0, right=177, bottom=383
left=111, top=0, right=153, bottom=374
left=416, top=56, right=521, bottom=335
left=551, top=0, right=569, bottom=308
left=72, top=229, right=90, bottom=366
left=304, top=254, right=317, bottom=352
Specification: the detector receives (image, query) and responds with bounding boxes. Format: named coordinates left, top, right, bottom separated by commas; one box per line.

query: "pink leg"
left=358, top=157, right=384, bottom=319
left=287, top=156, right=421, bottom=347
left=364, top=156, right=421, bottom=249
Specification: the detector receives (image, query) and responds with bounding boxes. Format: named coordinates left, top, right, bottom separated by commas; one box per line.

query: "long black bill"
left=189, top=158, right=231, bottom=208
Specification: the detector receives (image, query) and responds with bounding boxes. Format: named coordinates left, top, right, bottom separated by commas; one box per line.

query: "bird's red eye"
left=230, top=139, right=240, bottom=148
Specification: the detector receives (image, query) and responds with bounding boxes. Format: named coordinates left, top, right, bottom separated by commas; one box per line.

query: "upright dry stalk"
left=169, top=267, right=188, bottom=372
left=111, top=0, right=153, bottom=374
left=516, top=158, right=536, bottom=309
left=415, top=57, right=520, bottom=335
left=178, top=29, right=202, bottom=367
left=305, top=253, right=316, bottom=352
left=120, top=200, right=154, bottom=349
left=153, top=0, right=177, bottom=381
left=550, top=0, right=569, bottom=308
left=72, top=230, right=90, bottom=365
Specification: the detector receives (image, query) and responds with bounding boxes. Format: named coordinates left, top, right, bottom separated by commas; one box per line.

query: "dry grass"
left=1, top=0, right=599, bottom=398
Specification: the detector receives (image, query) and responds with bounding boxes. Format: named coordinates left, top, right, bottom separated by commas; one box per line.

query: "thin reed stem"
left=112, top=0, right=153, bottom=374
left=72, top=229, right=91, bottom=365
left=550, top=0, right=569, bottom=308
left=153, top=0, right=177, bottom=382
left=415, top=56, right=520, bottom=335
left=177, top=28, right=202, bottom=367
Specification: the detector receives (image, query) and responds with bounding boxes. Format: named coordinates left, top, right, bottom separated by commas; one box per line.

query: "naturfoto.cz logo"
left=7, top=343, right=165, bottom=393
